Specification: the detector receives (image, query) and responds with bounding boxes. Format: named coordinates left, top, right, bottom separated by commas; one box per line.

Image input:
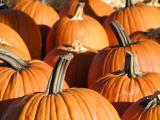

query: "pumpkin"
left=0, top=8, right=42, bottom=59
left=46, top=2, right=108, bottom=53
left=90, top=52, right=160, bottom=116
left=130, top=28, right=160, bottom=43
left=0, top=53, right=120, bottom=120
left=122, top=91, right=160, bottom=120
left=0, top=23, right=30, bottom=60
left=60, top=0, right=115, bottom=23
left=44, top=40, right=97, bottom=87
left=88, top=21, right=160, bottom=86
left=103, top=1, right=160, bottom=36
left=0, top=48, right=68, bottom=101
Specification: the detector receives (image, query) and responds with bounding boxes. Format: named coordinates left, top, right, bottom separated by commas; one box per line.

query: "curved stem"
left=0, top=49, right=31, bottom=71
left=140, top=91, right=160, bottom=112
left=71, top=2, right=85, bottom=20
left=124, top=51, right=142, bottom=78
left=125, top=0, right=133, bottom=7
left=46, top=53, right=74, bottom=94
left=110, top=20, right=131, bottom=47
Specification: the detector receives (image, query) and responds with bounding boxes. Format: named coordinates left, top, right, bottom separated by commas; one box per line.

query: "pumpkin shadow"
left=112, top=102, right=134, bottom=117
left=38, top=25, right=50, bottom=59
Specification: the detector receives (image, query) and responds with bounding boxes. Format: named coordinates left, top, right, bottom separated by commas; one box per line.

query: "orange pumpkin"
left=0, top=9, right=42, bottom=59
left=0, top=49, right=68, bottom=101
left=46, top=2, right=108, bottom=53
left=88, top=21, right=160, bottom=86
left=0, top=53, right=120, bottom=120
left=60, top=0, right=115, bottom=23
left=90, top=52, right=160, bottom=116
left=44, top=41, right=97, bottom=87
left=0, top=23, right=30, bottom=60
left=104, top=1, right=160, bottom=36
left=122, top=91, right=160, bottom=120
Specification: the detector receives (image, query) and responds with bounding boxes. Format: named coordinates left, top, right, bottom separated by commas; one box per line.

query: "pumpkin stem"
left=0, top=49, right=31, bottom=71
left=124, top=51, right=142, bottom=78
left=47, top=53, right=73, bottom=94
left=140, top=91, right=160, bottom=112
left=125, top=0, right=133, bottom=7
left=71, top=2, right=85, bottom=21
left=110, top=20, right=131, bottom=47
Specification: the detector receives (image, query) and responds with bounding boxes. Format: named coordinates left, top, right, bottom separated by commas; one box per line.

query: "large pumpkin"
left=44, top=41, right=97, bottom=87
left=0, top=53, right=120, bottom=120
left=14, top=0, right=60, bottom=58
left=0, top=23, right=30, bottom=60
left=88, top=21, right=160, bottom=86
left=104, top=1, right=160, bottom=36
left=90, top=52, right=160, bottom=116
left=122, top=91, right=160, bottom=120
left=0, top=49, right=68, bottom=101
left=0, top=8, right=42, bottom=59
left=46, top=2, right=108, bottom=53
left=60, top=0, right=115, bottom=23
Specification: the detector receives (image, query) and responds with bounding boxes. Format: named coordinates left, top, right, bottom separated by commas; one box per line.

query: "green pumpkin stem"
left=110, top=20, right=131, bottom=47
left=140, top=91, right=160, bottom=112
left=72, top=2, right=85, bottom=20
left=0, top=49, right=30, bottom=71
left=47, top=53, right=74, bottom=94
left=125, top=0, right=133, bottom=7
left=124, top=52, right=142, bottom=78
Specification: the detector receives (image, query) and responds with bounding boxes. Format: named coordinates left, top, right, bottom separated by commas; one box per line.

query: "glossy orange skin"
left=0, top=88, right=120, bottom=120
left=14, top=0, right=59, bottom=28
left=46, top=15, right=108, bottom=53
left=104, top=3, right=160, bottom=39
left=122, top=94, right=160, bottom=120
left=0, top=23, right=30, bottom=60
left=88, top=40, right=160, bottom=86
left=44, top=46, right=97, bottom=87
left=90, top=73, right=160, bottom=116
left=60, top=0, right=115, bottom=23
left=0, top=9, right=42, bottom=59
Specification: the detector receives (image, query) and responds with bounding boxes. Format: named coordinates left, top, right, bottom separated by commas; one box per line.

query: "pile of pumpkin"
left=0, top=0, right=159, bottom=119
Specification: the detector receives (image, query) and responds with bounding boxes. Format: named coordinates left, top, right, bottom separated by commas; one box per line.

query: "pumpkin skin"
left=0, top=9, right=42, bottom=59
left=104, top=2, right=160, bottom=36
left=14, top=0, right=59, bottom=28
left=90, top=52, right=160, bottom=116
left=44, top=43, right=97, bottom=87
left=0, top=49, right=68, bottom=101
left=88, top=21, right=160, bottom=87
left=0, top=53, right=120, bottom=120
left=122, top=92, right=160, bottom=120
left=60, top=0, right=115, bottom=23
left=46, top=3, right=108, bottom=53
left=0, top=23, right=30, bottom=60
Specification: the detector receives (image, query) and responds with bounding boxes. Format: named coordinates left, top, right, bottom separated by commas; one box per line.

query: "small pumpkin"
left=0, top=49, right=68, bottom=101
left=60, top=0, right=115, bottom=23
left=0, top=7, right=42, bottom=59
left=44, top=40, right=97, bottom=87
left=0, top=23, right=30, bottom=60
left=0, top=53, right=120, bottom=120
left=104, top=0, right=160, bottom=36
left=88, top=21, right=160, bottom=86
left=122, top=91, right=160, bottom=120
left=90, top=52, right=160, bottom=116
left=46, top=2, right=108, bottom=53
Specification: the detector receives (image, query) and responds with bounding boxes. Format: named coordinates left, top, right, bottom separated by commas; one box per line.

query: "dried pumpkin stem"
left=140, top=91, right=160, bottom=112
left=72, top=2, right=85, bottom=20
left=47, top=53, right=73, bottom=94
left=110, top=20, right=131, bottom=47
left=124, top=51, right=142, bottom=78
left=0, top=49, right=30, bottom=71
left=125, top=0, right=133, bottom=7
